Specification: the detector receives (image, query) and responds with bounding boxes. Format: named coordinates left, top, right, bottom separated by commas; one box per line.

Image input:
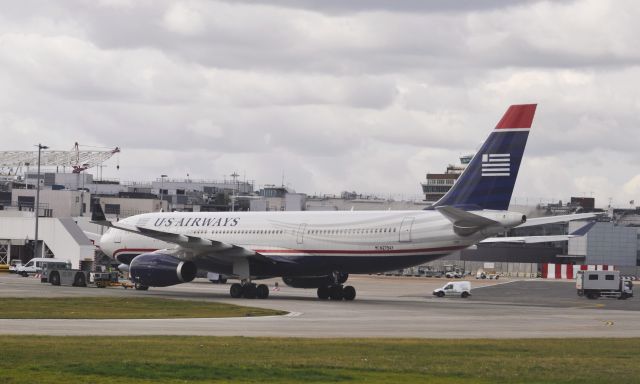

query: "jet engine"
left=129, top=253, right=197, bottom=287
left=282, top=273, right=348, bottom=288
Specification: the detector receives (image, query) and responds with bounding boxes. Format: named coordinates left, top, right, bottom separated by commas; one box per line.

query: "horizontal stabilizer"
left=437, top=206, right=498, bottom=236
left=481, top=221, right=596, bottom=244
left=569, top=221, right=596, bottom=236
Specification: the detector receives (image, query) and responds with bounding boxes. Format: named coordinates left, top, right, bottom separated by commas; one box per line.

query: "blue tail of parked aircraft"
left=432, top=104, right=537, bottom=211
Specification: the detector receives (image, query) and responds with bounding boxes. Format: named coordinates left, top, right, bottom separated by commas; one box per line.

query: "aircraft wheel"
left=230, top=283, right=243, bottom=298
left=73, top=272, right=87, bottom=287
left=243, top=283, right=257, bottom=299
left=343, top=286, right=356, bottom=301
left=49, top=271, right=60, bottom=286
left=256, top=284, right=269, bottom=299
left=317, top=286, right=330, bottom=300
left=329, top=285, right=344, bottom=301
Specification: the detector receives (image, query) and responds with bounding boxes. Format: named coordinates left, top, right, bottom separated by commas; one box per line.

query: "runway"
left=1, top=274, right=638, bottom=338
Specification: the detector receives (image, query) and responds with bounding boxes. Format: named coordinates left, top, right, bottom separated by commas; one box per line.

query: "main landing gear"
left=316, top=271, right=356, bottom=301
left=316, top=284, right=356, bottom=301
left=229, top=282, right=270, bottom=299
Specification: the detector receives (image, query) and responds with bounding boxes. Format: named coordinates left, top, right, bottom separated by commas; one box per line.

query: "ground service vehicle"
left=433, top=281, right=472, bottom=298
left=40, top=261, right=73, bottom=283
left=42, top=262, right=116, bottom=287
left=42, top=262, right=89, bottom=287
left=16, top=258, right=70, bottom=277
left=576, top=270, right=633, bottom=300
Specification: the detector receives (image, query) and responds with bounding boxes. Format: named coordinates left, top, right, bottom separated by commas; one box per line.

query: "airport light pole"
left=80, top=163, right=89, bottom=216
left=34, top=144, right=48, bottom=258
left=160, top=174, right=167, bottom=211
left=230, top=172, right=239, bottom=212
left=24, top=162, right=29, bottom=189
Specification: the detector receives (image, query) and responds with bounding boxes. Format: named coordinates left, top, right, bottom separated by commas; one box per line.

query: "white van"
left=16, top=258, right=71, bottom=277
left=433, top=281, right=472, bottom=298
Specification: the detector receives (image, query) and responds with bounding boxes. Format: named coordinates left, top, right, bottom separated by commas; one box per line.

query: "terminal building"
left=421, top=155, right=471, bottom=203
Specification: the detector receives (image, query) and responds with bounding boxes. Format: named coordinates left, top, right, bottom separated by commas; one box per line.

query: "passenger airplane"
left=93, top=104, right=596, bottom=300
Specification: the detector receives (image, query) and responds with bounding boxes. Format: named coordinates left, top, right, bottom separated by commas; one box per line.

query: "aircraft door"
left=112, top=229, right=121, bottom=244
left=296, top=223, right=308, bottom=245
left=399, top=217, right=414, bottom=243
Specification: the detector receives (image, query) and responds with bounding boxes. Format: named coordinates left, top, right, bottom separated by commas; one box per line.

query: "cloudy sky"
left=1, top=0, right=639, bottom=207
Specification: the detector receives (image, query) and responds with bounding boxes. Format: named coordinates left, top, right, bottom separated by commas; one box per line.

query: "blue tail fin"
left=432, top=104, right=537, bottom=211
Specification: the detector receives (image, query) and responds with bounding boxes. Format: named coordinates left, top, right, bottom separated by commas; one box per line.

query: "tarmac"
left=1, top=273, right=639, bottom=338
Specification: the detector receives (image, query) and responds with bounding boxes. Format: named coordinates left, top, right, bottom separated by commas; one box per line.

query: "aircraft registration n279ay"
left=93, top=104, right=596, bottom=300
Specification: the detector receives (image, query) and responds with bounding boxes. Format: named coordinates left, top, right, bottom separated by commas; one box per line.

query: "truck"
left=576, top=270, right=633, bottom=300
left=42, top=262, right=117, bottom=288
left=433, top=281, right=472, bottom=298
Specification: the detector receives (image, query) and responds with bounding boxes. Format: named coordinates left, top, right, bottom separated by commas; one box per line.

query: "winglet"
left=569, top=221, right=596, bottom=237
left=91, top=203, right=110, bottom=225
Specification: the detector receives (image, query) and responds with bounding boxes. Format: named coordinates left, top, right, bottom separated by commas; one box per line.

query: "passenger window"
left=588, top=275, right=598, bottom=280
left=445, top=284, right=453, bottom=290
left=605, top=275, right=615, bottom=280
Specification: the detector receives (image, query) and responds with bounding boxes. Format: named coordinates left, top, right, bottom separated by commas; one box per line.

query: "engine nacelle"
left=282, top=273, right=348, bottom=288
left=129, top=253, right=197, bottom=287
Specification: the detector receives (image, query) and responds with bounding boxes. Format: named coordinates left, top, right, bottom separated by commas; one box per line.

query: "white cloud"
left=0, top=0, right=639, bottom=208
left=163, top=2, right=206, bottom=36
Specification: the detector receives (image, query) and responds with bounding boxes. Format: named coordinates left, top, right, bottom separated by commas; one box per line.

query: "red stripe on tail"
left=495, top=104, right=537, bottom=129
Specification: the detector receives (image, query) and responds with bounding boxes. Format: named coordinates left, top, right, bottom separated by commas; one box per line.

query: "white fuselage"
left=99, top=209, right=523, bottom=276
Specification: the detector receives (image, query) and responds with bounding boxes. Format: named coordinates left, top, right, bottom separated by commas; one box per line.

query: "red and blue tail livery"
left=433, top=104, right=537, bottom=211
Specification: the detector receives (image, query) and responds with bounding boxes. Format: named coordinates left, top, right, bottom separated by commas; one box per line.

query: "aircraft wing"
left=481, top=221, right=596, bottom=244
left=516, top=212, right=601, bottom=228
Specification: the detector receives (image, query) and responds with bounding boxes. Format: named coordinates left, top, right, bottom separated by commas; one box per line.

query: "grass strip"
left=0, top=337, right=638, bottom=383
left=0, top=297, right=285, bottom=319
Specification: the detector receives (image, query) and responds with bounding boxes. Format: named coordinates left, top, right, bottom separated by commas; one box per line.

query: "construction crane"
left=0, top=144, right=120, bottom=176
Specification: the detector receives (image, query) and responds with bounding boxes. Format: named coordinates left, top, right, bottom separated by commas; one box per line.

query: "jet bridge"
left=0, top=216, right=95, bottom=268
